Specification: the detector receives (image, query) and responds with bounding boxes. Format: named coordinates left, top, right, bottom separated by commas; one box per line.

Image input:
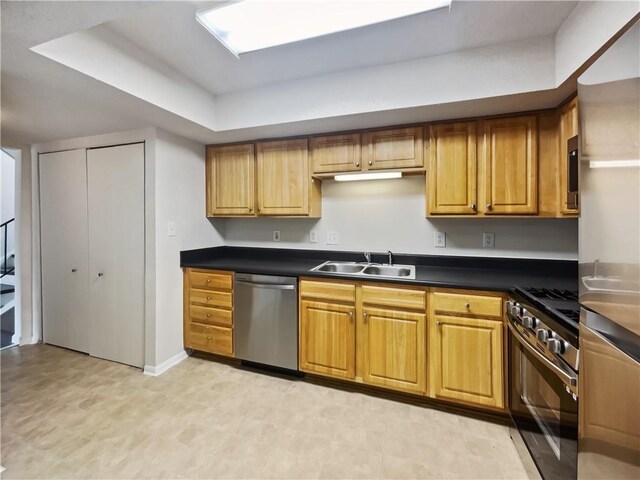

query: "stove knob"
left=522, top=315, right=538, bottom=329
left=511, top=304, right=522, bottom=317
left=548, top=338, right=565, bottom=354
left=506, top=300, right=513, bottom=312
left=536, top=329, right=549, bottom=343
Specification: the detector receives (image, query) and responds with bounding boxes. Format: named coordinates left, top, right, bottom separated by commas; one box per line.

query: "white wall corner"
left=143, top=349, right=189, bottom=377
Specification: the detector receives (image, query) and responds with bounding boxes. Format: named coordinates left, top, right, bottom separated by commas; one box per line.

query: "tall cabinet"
left=39, top=143, right=145, bottom=368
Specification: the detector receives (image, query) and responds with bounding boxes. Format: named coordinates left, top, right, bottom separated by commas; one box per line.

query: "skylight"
left=196, top=0, right=452, bottom=57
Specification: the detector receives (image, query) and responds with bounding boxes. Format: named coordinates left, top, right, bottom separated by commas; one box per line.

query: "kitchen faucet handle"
left=364, top=252, right=371, bottom=264
left=387, top=250, right=393, bottom=266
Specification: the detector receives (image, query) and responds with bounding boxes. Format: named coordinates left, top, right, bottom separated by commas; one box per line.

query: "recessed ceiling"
left=106, top=1, right=577, bottom=95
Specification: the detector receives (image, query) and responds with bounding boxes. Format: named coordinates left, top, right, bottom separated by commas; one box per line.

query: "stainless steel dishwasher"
left=234, top=273, right=298, bottom=371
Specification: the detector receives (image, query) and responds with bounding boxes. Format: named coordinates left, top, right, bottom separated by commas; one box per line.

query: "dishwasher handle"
left=235, top=280, right=296, bottom=290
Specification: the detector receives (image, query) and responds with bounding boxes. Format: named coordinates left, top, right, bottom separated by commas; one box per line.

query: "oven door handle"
left=508, top=320, right=578, bottom=391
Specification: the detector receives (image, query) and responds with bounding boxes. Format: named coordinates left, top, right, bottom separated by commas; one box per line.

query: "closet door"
left=39, top=149, right=90, bottom=353
left=87, top=143, right=145, bottom=368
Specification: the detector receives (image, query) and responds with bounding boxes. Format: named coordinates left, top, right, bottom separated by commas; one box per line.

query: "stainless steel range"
left=506, top=287, right=580, bottom=480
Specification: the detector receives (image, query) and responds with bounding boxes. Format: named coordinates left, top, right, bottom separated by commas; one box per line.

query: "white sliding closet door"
left=40, top=149, right=90, bottom=353
left=87, top=143, right=144, bottom=368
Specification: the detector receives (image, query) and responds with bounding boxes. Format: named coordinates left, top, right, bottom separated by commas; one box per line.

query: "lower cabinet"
left=428, top=290, right=505, bottom=410
left=183, top=268, right=234, bottom=357
left=362, top=306, right=426, bottom=394
left=299, top=300, right=356, bottom=380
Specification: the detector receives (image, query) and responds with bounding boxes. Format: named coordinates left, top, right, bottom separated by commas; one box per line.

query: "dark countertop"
left=181, top=246, right=578, bottom=292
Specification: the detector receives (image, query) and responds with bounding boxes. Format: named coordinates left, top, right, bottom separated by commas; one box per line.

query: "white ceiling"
left=106, top=1, right=577, bottom=95
left=2, top=1, right=637, bottom=146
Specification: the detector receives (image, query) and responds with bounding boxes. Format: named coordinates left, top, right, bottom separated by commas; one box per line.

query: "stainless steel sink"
left=309, top=261, right=416, bottom=279
left=314, top=262, right=366, bottom=274
left=362, top=265, right=414, bottom=278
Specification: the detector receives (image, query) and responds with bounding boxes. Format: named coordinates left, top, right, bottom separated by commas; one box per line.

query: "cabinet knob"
left=207, top=296, right=212, bottom=300
left=486, top=203, right=493, bottom=210
left=348, top=312, right=353, bottom=318
left=436, top=321, right=442, bottom=326
left=471, top=203, right=477, bottom=211
left=207, top=279, right=211, bottom=283
left=363, top=312, right=368, bottom=322
left=258, top=206, right=262, bottom=212
left=71, top=268, right=77, bottom=273
left=355, top=161, right=360, bottom=167
left=465, top=302, right=470, bottom=309
left=249, top=207, right=253, bottom=212
left=368, top=160, right=373, bottom=166
left=206, top=313, right=211, bottom=318
left=207, top=336, right=211, bottom=341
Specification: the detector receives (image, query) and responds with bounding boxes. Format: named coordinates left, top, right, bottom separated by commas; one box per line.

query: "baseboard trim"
left=143, top=349, right=189, bottom=377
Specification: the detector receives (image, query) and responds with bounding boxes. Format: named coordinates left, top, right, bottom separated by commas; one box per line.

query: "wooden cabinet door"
left=299, top=300, right=356, bottom=380
left=361, top=306, right=426, bottom=394
left=481, top=115, right=538, bottom=214
left=428, top=122, right=477, bottom=215
left=429, top=315, right=504, bottom=409
left=257, top=139, right=310, bottom=215
left=310, top=133, right=361, bottom=174
left=559, top=97, right=579, bottom=215
left=362, top=127, right=424, bottom=170
left=206, top=144, right=255, bottom=216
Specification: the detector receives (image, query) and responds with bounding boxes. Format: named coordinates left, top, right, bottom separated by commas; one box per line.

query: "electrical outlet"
left=327, top=231, right=340, bottom=245
left=167, top=222, right=176, bottom=237
left=434, top=231, right=446, bottom=248
left=273, top=230, right=281, bottom=242
left=483, top=232, right=495, bottom=248
left=309, top=230, right=318, bottom=243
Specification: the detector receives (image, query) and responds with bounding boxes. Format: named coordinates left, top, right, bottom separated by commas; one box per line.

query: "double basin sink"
left=309, top=261, right=416, bottom=280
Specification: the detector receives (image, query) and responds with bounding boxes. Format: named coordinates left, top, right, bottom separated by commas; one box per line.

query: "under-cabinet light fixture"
left=334, top=172, right=402, bottom=182
left=196, top=0, right=452, bottom=57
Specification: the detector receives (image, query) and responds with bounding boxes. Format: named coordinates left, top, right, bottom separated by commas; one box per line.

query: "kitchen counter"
left=181, top=246, right=578, bottom=292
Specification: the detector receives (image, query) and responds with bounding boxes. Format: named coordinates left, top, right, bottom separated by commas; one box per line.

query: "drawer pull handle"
left=207, top=336, right=211, bottom=341
left=355, top=161, right=360, bottom=167
left=436, top=321, right=442, bottom=326
left=368, top=160, right=373, bottom=166
left=206, top=314, right=211, bottom=318
left=207, top=296, right=212, bottom=300
left=465, top=302, right=470, bottom=309
left=207, top=279, right=211, bottom=283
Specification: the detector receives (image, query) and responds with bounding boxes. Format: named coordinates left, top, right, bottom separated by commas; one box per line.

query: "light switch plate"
left=167, top=222, right=176, bottom=237
left=309, top=230, right=318, bottom=243
left=273, top=230, right=281, bottom=242
left=434, top=231, right=446, bottom=248
left=327, top=231, right=340, bottom=245
left=483, top=232, right=495, bottom=248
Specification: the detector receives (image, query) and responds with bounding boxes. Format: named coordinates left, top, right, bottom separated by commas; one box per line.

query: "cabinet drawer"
left=362, top=285, right=426, bottom=310
left=300, top=279, right=356, bottom=303
left=431, top=292, right=502, bottom=318
left=189, top=288, right=232, bottom=309
left=189, top=304, right=232, bottom=327
left=189, top=270, right=233, bottom=291
left=188, top=323, right=233, bottom=356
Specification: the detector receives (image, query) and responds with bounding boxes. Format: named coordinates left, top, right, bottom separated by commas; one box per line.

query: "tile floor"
left=1, top=344, right=529, bottom=479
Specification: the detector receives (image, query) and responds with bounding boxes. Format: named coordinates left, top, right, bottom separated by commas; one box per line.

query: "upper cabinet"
left=427, top=122, right=478, bottom=215
left=206, top=144, right=255, bottom=217
left=256, top=139, right=321, bottom=216
left=206, top=140, right=321, bottom=218
left=559, top=96, right=579, bottom=215
left=362, top=127, right=424, bottom=170
left=310, top=133, right=361, bottom=174
left=480, top=115, right=538, bottom=215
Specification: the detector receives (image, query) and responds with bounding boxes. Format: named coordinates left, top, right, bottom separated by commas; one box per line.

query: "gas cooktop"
left=513, top=287, right=580, bottom=332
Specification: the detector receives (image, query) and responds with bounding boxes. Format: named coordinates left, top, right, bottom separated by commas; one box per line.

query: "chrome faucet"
left=364, top=252, right=371, bottom=264
left=593, top=259, right=601, bottom=278
left=388, top=250, right=393, bottom=266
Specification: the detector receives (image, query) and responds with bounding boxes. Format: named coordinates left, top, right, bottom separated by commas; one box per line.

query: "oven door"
left=509, top=319, right=579, bottom=480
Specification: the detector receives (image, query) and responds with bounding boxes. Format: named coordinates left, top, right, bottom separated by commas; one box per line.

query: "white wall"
left=153, top=128, right=224, bottom=367
left=223, top=176, right=578, bottom=260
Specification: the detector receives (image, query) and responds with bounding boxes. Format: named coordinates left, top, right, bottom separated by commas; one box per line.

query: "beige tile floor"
left=1, top=344, right=529, bottom=479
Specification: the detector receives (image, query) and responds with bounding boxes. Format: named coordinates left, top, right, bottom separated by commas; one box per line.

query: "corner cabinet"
left=428, top=290, right=506, bottom=410
left=206, top=144, right=255, bottom=217
left=256, top=139, right=321, bottom=216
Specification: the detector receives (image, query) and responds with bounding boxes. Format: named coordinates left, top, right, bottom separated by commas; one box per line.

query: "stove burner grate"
left=524, top=288, right=578, bottom=301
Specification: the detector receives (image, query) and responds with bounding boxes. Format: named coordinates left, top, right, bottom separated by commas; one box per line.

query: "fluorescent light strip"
left=334, top=172, right=402, bottom=182
left=589, top=159, right=640, bottom=169
left=196, top=0, right=452, bottom=56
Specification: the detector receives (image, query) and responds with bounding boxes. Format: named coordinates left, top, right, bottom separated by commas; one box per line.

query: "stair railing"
left=1, top=218, right=15, bottom=278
